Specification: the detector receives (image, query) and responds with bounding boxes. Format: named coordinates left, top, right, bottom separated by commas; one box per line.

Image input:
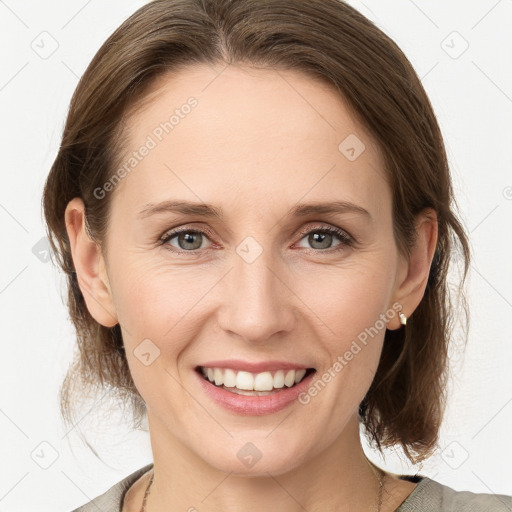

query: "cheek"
left=111, top=260, right=199, bottom=409
left=113, top=273, right=176, bottom=339
left=294, top=258, right=394, bottom=406
left=295, top=257, right=395, bottom=341
left=108, top=254, right=219, bottom=350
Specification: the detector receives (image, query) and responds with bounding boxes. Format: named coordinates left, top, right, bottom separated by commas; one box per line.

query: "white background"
left=1, top=0, right=511, bottom=510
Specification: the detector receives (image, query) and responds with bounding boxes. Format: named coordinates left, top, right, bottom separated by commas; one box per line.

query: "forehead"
left=112, top=63, right=389, bottom=222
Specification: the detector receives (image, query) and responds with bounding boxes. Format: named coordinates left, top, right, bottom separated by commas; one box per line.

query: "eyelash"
left=158, top=224, right=354, bottom=255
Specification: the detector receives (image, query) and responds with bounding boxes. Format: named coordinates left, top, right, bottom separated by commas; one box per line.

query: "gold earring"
left=398, top=311, right=407, bottom=326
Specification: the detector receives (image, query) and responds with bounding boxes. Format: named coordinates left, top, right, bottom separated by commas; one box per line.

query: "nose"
left=217, top=244, right=296, bottom=345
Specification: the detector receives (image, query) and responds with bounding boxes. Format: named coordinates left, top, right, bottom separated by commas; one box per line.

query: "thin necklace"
left=365, top=457, right=386, bottom=512
left=140, top=464, right=385, bottom=512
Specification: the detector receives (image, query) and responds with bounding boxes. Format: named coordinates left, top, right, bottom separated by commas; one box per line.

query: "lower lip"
left=195, top=369, right=316, bottom=416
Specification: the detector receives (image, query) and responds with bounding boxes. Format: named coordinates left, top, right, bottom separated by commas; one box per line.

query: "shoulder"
left=396, top=474, right=512, bottom=512
left=69, top=463, right=154, bottom=512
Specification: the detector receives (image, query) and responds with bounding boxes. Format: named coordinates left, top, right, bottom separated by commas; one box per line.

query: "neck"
left=144, top=413, right=385, bottom=512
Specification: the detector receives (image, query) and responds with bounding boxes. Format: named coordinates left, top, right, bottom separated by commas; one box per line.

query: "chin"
left=199, top=437, right=309, bottom=477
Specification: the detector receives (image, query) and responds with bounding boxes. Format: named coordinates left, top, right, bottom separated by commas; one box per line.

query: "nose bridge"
left=219, top=236, right=295, bottom=343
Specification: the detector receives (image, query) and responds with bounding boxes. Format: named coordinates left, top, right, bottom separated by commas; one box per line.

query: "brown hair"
left=43, top=0, right=470, bottom=465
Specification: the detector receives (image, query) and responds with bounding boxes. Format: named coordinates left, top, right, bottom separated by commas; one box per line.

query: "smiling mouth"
left=195, top=366, right=316, bottom=395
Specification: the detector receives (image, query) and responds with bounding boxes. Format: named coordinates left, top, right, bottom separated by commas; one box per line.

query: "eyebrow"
left=137, top=200, right=372, bottom=221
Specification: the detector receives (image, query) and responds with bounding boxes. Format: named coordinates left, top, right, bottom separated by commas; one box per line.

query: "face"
left=82, top=64, right=414, bottom=476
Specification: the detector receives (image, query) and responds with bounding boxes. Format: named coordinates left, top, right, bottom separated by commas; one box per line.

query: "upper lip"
left=197, top=360, right=314, bottom=373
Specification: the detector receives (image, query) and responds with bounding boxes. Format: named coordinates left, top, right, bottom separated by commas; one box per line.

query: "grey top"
left=71, top=463, right=512, bottom=512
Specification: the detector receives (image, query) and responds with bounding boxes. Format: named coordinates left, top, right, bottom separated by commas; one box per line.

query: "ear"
left=387, top=208, right=438, bottom=330
left=64, top=197, right=118, bottom=328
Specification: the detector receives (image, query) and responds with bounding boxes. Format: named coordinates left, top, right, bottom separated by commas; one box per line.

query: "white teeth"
left=294, top=369, right=306, bottom=384
left=223, top=368, right=236, bottom=388
left=214, top=368, right=223, bottom=386
left=236, top=371, right=254, bottom=390
left=284, top=370, right=295, bottom=387
left=200, top=366, right=310, bottom=391
left=253, top=371, right=274, bottom=391
left=273, top=370, right=285, bottom=388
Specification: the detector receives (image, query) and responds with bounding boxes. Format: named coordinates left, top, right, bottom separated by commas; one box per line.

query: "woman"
left=42, top=0, right=511, bottom=511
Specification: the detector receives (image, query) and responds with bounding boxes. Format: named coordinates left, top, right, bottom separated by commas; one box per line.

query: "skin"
left=65, top=63, right=437, bottom=512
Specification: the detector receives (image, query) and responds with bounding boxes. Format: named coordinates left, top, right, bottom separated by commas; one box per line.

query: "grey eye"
left=165, top=230, right=210, bottom=251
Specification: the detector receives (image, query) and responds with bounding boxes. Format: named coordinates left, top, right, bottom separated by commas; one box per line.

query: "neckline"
left=120, top=465, right=431, bottom=511
left=394, top=474, right=431, bottom=510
